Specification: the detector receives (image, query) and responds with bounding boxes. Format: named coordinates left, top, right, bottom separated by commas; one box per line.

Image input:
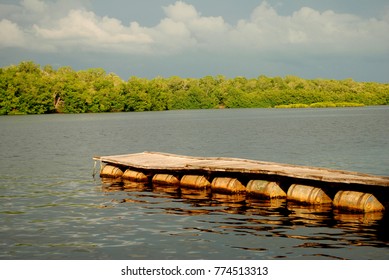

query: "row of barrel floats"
left=100, top=164, right=385, bottom=213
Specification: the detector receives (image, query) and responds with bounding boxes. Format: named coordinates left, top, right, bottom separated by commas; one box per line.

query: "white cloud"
left=229, top=2, right=389, bottom=54
left=163, top=1, right=198, bottom=22
left=0, top=19, right=25, bottom=47
left=152, top=18, right=194, bottom=53
left=0, top=0, right=388, bottom=56
left=34, top=9, right=152, bottom=49
left=153, top=1, right=229, bottom=52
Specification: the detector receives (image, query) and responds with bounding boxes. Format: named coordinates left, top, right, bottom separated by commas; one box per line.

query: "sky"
left=0, top=0, right=388, bottom=82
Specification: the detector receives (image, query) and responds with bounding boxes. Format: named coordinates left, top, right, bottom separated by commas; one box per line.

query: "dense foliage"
left=1, top=61, right=388, bottom=115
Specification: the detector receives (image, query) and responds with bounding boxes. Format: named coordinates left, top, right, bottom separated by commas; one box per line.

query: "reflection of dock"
left=93, top=151, right=389, bottom=213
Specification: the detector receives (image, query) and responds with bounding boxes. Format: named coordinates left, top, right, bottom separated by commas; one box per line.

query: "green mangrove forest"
left=1, top=61, right=388, bottom=115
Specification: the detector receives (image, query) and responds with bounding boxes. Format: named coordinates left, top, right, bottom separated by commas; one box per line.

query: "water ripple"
left=1, top=108, right=388, bottom=259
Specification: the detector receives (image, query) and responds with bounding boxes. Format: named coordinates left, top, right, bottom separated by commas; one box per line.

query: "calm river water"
left=0, top=107, right=388, bottom=259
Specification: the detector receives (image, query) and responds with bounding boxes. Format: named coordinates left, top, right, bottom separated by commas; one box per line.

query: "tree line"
left=0, top=61, right=388, bottom=115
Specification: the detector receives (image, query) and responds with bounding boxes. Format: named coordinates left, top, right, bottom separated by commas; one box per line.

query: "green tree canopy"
left=0, top=61, right=388, bottom=115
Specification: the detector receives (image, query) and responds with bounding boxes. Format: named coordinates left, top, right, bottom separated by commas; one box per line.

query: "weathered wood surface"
left=94, top=151, right=389, bottom=187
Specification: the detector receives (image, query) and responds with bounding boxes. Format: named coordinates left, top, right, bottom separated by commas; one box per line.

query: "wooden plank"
left=94, top=151, right=389, bottom=187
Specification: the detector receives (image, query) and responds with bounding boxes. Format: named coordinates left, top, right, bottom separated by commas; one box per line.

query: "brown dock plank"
left=94, top=151, right=389, bottom=187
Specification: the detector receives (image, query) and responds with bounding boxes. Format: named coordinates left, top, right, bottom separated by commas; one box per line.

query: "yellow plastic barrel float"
left=333, top=190, right=385, bottom=212
left=211, top=177, right=246, bottom=194
left=100, top=165, right=123, bottom=178
left=152, top=174, right=180, bottom=186
left=287, top=184, right=332, bottom=204
left=180, top=175, right=211, bottom=189
left=246, top=180, right=286, bottom=198
left=122, top=169, right=148, bottom=182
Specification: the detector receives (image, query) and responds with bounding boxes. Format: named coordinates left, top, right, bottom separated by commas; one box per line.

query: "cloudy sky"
left=1, top=0, right=388, bottom=82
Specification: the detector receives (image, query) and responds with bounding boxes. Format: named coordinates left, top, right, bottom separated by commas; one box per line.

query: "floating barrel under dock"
left=94, top=151, right=389, bottom=213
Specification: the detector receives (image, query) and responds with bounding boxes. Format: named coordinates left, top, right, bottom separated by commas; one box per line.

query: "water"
left=0, top=107, right=388, bottom=259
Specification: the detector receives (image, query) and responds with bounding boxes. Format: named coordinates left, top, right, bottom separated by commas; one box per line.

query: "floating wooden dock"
left=93, top=151, right=389, bottom=213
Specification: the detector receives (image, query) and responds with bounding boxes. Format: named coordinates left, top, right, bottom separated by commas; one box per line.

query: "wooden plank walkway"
left=94, top=151, right=389, bottom=187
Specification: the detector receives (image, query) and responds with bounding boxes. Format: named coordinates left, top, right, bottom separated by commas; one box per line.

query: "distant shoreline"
left=1, top=61, right=388, bottom=115
left=7, top=104, right=389, bottom=116
left=274, top=102, right=365, bottom=109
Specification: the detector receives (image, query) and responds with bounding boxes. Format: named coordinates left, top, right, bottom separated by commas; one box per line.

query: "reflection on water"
left=103, top=181, right=386, bottom=226
left=334, top=211, right=384, bottom=226
left=1, top=177, right=388, bottom=260
left=97, top=180, right=389, bottom=260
